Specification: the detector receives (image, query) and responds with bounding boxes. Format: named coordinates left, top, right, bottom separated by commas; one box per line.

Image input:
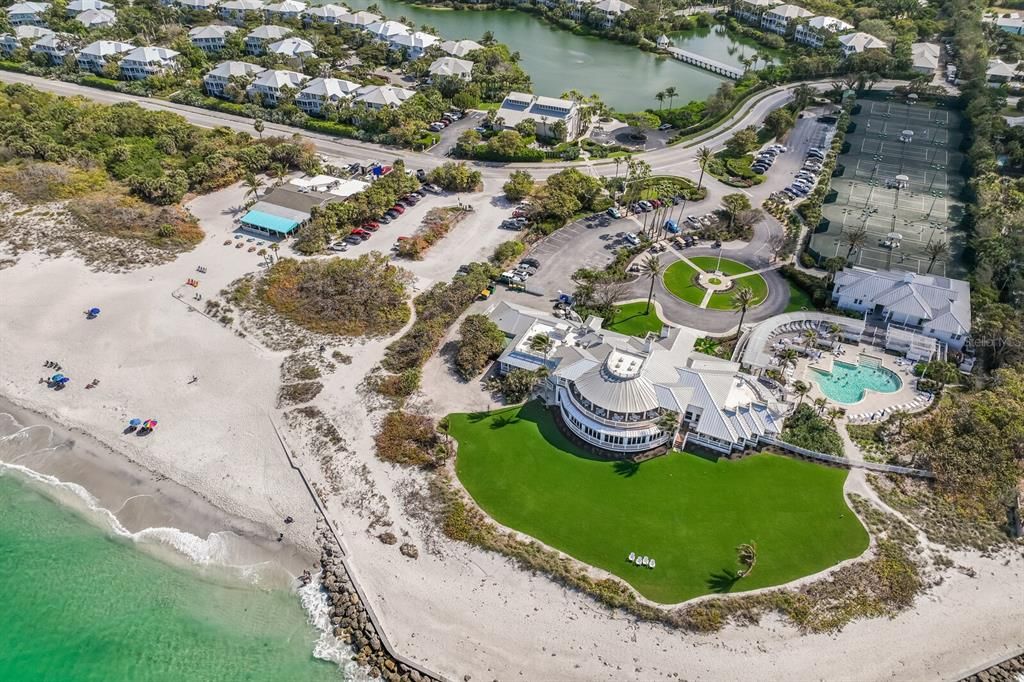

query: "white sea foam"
left=298, top=576, right=366, bottom=679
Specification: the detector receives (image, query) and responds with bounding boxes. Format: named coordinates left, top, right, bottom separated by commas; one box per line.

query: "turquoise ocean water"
left=0, top=417, right=347, bottom=682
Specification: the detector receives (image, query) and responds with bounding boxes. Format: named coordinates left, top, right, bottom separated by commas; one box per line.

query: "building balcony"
left=563, top=382, right=661, bottom=428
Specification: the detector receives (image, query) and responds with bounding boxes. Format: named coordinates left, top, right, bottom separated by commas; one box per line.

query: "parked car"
left=421, top=183, right=443, bottom=194
left=639, top=200, right=653, bottom=211
left=351, top=228, right=371, bottom=240
left=415, top=169, right=427, bottom=181
left=385, top=209, right=399, bottom=220
left=378, top=214, right=392, bottom=224
left=328, top=242, right=348, bottom=252
left=606, top=206, right=621, bottom=219
left=343, top=235, right=362, bottom=245
left=658, top=123, right=673, bottom=131
left=521, top=257, right=541, bottom=269
left=390, top=204, right=406, bottom=214
left=361, top=222, right=379, bottom=232
left=428, top=123, right=444, bottom=133
left=625, top=232, right=641, bottom=246
left=650, top=198, right=662, bottom=209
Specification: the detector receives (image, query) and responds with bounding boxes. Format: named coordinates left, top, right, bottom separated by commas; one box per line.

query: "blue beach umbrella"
left=51, top=374, right=64, bottom=382
left=89, top=307, right=101, bottom=316
left=57, top=377, right=70, bottom=384
left=129, top=418, right=142, bottom=427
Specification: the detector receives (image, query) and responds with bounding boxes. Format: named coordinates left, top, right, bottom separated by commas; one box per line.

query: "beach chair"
left=649, top=559, right=656, bottom=569
left=641, top=556, right=650, bottom=567
left=635, top=555, right=643, bottom=566
left=628, top=552, right=636, bottom=562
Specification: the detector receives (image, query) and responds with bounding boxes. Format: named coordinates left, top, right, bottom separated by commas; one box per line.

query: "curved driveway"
left=630, top=214, right=790, bottom=335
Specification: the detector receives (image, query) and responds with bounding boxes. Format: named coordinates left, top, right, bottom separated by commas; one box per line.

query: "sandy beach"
left=1, top=188, right=1022, bottom=681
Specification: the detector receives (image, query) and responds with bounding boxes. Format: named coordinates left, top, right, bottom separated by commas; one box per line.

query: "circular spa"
left=809, top=355, right=902, bottom=405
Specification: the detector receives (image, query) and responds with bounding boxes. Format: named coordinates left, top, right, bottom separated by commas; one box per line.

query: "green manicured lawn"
left=707, top=272, right=769, bottom=310
left=450, top=403, right=870, bottom=604
left=689, top=256, right=753, bottom=277
left=662, top=260, right=706, bottom=306
left=784, top=282, right=816, bottom=313
left=604, top=301, right=663, bottom=337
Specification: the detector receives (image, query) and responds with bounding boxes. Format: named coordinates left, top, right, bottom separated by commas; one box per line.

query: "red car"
left=650, top=199, right=662, bottom=209
left=351, top=228, right=371, bottom=239
left=362, top=222, right=380, bottom=231
left=390, top=204, right=405, bottom=214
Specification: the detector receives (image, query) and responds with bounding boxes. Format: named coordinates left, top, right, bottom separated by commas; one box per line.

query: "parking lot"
left=509, top=213, right=641, bottom=298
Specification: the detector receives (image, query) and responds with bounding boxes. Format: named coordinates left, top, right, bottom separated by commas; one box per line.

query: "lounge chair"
left=635, top=556, right=643, bottom=566
left=649, top=559, right=656, bottom=569
left=628, top=552, right=636, bottom=562
left=641, top=556, right=650, bottom=567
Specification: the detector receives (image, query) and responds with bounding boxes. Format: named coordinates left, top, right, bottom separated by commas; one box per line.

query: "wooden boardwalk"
left=666, top=47, right=745, bottom=80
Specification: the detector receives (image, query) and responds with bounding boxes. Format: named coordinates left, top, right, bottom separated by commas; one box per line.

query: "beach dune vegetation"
left=258, top=254, right=413, bottom=337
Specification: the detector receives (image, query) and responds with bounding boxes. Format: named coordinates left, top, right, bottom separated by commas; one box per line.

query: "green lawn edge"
left=449, top=402, right=870, bottom=604
left=604, top=301, right=664, bottom=337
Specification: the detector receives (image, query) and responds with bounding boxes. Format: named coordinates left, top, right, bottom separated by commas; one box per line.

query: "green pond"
left=319, top=0, right=775, bottom=111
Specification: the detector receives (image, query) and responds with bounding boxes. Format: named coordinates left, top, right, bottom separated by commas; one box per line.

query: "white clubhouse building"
left=488, top=302, right=786, bottom=454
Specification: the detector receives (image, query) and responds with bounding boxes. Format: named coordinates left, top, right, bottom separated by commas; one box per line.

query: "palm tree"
left=253, top=118, right=265, bottom=139
left=696, top=146, right=713, bottom=193
left=529, top=333, right=553, bottom=362
left=792, top=380, right=811, bottom=406
left=269, top=242, right=280, bottom=261
left=270, top=163, right=287, bottom=186
left=841, top=225, right=869, bottom=262
left=731, top=286, right=756, bottom=332
left=639, top=254, right=664, bottom=314
left=664, top=86, right=678, bottom=109
left=824, top=256, right=845, bottom=284
left=242, top=173, right=264, bottom=202
left=802, top=328, right=818, bottom=349
left=813, top=397, right=828, bottom=415
left=736, top=542, right=757, bottom=578
left=741, top=56, right=753, bottom=73
left=925, top=239, right=949, bottom=273
left=695, top=337, right=721, bottom=356
left=828, top=322, right=842, bottom=339
left=779, top=347, right=799, bottom=369
left=792, top=83, right=816, bottom=112
left=655, top=90, right=666, bottom=110
left=826, top=406, right=845, bottom=425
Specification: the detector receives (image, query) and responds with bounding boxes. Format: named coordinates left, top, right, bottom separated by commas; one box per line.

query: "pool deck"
left=795, top=345, right=932, bottom=419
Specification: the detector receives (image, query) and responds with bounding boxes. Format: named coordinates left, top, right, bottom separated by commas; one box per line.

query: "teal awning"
left=240, top=210, right=300, bottom=234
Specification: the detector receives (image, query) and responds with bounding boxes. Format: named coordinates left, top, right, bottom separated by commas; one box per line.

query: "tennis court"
left=810, top=94, right=966, bottom=277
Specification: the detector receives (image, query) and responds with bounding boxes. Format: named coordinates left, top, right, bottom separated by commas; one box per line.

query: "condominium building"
left=428, top=56, right=473, bottom=81
left=389, top=31, right=437, bottom=59
left=219, top=0, right=266, bottom=23
left=302, top=3, right=349, bottom=25
left=66, top=0, right=110, bottom=15
left=245, top=24, right=290, bottom=55
left=794, top=15, right=853, bottom=48
left=838, top=31, right=888, bottom=58
left=30, top=32, right=74, bottom=64
left=203, top=59, right=266, bottom=97
left=0, top=25, right=53, bottom=56
left=731, top=0, right=781, bottom=27
left=7, top=2, right=51, bottom=27
left=761, top=4, right=812, bottom=36
left=296, top=76, right=361, bottom=114
left=77, top=39, right=134, bottom=73
left=247, top=68, right=308, bottom=105
left=188, top=24, right=239, bottom=52
left=120, top=46, right=180, bottom=80
left=263, top=0, right=306, bottom=21
left=438, top=38, right=483, bottom=57
left=267, top=36, right=316, bottom=66
left=74, top=8, right=116, bottom=29
left=352, top=84, right=414, bottom=109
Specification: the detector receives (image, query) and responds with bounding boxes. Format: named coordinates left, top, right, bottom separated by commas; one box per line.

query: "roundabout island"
left=663, top=255, right=770, bottom=310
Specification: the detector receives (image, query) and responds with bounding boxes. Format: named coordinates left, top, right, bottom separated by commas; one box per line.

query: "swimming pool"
left=810, top=358, right=902, bottom=404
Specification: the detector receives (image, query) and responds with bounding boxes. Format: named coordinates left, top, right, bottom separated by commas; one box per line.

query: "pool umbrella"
left=129, top=418, right=142, bottom=427
left=57, top=377, right=70, bottom=384
left=51, top=373, right=64, bottom=382
left=89, top=307, right=100, bottom=316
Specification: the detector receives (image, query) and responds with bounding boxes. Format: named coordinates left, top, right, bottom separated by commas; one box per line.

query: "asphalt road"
left=0, top=70, right=835, bottom=181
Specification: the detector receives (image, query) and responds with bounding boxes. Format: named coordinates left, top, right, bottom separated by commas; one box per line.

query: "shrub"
left=374, top=411, right=448, bottom=467
left=780, top=403, right=844, bottom=456
left=429, top=162, right=482, bottom=192
left=455, top=314, right=506, bottom=379
left=503, top=170, right=534, bottom=201
left=491, top=240, right=524, bottom=266
left=258, top=254, right=413, bottom=337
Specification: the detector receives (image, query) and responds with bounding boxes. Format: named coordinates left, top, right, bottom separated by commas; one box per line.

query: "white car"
left=625, top=232, right=641, bottom=246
